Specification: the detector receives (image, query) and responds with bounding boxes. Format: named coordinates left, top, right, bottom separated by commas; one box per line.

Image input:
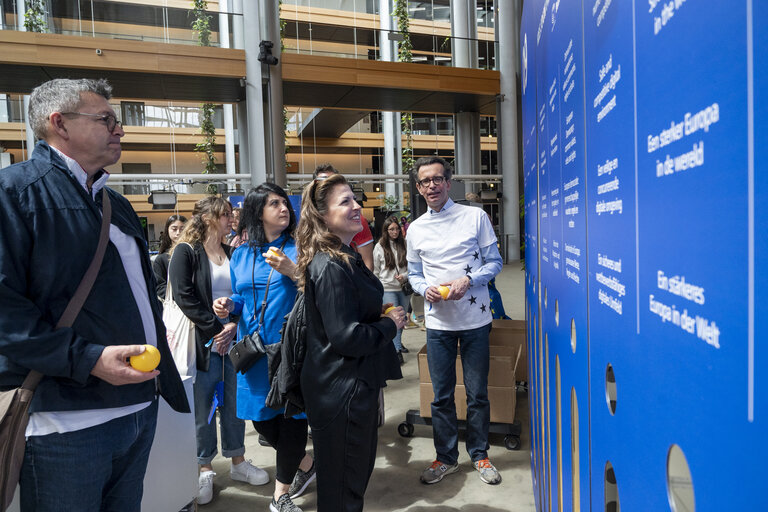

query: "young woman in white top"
left=372, top=216, right=409, bottom=361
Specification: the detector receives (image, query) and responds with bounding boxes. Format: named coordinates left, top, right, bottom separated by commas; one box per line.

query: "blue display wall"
left=521, top=1, right=765, bottom=510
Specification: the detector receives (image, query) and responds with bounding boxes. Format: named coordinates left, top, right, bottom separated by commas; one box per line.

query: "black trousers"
left=251, top=415, right=309, bottom=485
left=311, top=379, right=379, bottom=512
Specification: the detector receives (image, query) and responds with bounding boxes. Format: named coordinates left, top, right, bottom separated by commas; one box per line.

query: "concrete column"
left=242, top=0, right=267, bottom=187
left=451, top=0, right=480, bottom=195
left=219, top=0, right=237, bottom=192
left=261, top=0, right=286, bottom=187
left=379, top=0, right=401, bottom=201
left=498, top=0, right=521, bottom=261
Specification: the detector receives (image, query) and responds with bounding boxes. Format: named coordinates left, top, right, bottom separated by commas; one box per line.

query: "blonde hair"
left=170, top=196, right=231, bottom=256
left=295, top=173, right=354, bottom=290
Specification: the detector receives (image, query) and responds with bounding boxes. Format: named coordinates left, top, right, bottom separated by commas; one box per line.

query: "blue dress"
left=229, top=233, right=300, bottom=421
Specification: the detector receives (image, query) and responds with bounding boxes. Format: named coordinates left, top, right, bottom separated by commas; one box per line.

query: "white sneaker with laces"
left=198, top=470, right=216, bottom=505
left=231, top=459, right=270, bottom=485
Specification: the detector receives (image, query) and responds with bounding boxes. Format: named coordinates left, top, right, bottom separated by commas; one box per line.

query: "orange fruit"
left=438, top=286, right=450, bottom=299
left=130, top=345, right=161, bottom=372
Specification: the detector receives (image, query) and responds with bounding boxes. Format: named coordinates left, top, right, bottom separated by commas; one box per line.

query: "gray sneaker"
left=289, top=461, right=316, bottom=499
left=270, top=493, right=303, bottom=512
left=473, top=457, right=502, bottom=484
left=420, top=460, right=459, bottom=484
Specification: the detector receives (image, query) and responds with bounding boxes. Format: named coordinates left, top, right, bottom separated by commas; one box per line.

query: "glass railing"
left=283, top=20, right=498, bottom=70
left=0, top=0, right=243, bottom=48
left=281, top=0, right=496, bottom=30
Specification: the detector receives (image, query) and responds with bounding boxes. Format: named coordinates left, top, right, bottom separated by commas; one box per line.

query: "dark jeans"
left=311, top=379, right=378, bottom=512
left=251, top=416, right=308, bottom=485
left=426, top=323, right=491, bottom=465
left=20, top=400, right=159, bottom=512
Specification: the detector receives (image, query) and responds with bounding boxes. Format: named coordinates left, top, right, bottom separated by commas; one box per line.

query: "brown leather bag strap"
left=22, top=190, right=113, bottom=391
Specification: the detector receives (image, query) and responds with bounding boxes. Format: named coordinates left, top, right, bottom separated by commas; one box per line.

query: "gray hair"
left=28, top=78, right=113, bottom=140
left=412, top=156, right=453, bottom=180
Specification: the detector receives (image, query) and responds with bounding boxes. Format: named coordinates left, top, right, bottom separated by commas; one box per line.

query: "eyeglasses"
left=416, top=175, right=447, bottom=188
left=60, top=112, right=122, bottom=133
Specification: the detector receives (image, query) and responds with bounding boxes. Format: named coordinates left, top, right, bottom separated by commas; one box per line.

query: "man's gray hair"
left=412, top=156, right=453, bottom=180
left=28, top=78, right=113, bottom=140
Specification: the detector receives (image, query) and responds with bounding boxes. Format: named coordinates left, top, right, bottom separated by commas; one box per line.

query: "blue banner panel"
left=583, top=0, right=639, bottom=508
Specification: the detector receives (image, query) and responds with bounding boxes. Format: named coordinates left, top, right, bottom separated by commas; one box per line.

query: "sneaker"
left=420, top=460, right=459, bottom=484
left=474, top=458, right=502, bottom=484
left=197, top=470, right=216, bottom=505
left=397, top=351, right=405, bottom=365
left=231, top=459, right=269, bottom=486
left=270, top=493, right=303, bottom=512
left=400, top=344, right=410, bottom=352
left=289, top=460, right=316, bottom=499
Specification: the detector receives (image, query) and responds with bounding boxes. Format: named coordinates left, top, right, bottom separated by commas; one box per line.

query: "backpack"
left=265, top=289, right=308, bottom=416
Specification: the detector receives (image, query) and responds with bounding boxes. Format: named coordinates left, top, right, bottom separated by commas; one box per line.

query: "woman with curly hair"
left=295, top=173, right=406, bottom=512
left=169, top=196, right=268, bottom=505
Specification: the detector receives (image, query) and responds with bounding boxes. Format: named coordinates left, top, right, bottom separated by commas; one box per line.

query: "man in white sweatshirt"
left=406, top=156, right=503, bottom=486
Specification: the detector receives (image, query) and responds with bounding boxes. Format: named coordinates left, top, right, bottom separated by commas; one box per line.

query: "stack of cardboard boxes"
left=418, top=319, right=527, bottom=424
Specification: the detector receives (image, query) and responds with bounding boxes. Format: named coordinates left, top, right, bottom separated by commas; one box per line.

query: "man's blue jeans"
left=20, top=400, right=159, bottom=512
left=193, top=351, right=245, bottom=465
left=426, top=323, right=491, bottom=465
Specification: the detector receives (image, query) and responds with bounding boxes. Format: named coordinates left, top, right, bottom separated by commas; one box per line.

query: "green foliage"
left=191, top=0, right=212, bottom=47
left=381, top=194, right=400, bottom=212
left=393, top=0, right=414, bottom=180
left=24, top=0, right=47, bottom=33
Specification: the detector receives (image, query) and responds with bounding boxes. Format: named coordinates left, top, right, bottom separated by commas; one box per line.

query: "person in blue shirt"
left=214, top=183, right=315, bottom=512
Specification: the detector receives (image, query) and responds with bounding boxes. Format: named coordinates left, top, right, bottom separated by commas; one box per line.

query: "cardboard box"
left=419, top=383, right=517, bottom=424
left=418, top=344, right=519, bottom=387
left=418, top=345, right=522, bottom=424
left=490, top=319, right=528, bottom=382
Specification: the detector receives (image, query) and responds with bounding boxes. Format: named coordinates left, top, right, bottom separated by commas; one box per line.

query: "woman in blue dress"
left=214, top=183, right=314, bottom=512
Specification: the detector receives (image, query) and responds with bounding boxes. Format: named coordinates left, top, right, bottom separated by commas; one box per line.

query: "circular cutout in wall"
left=666, top=444, right=695, bottom=512
left=570, top=318, right=577, bottom=353
left=605, top=364, right=617, bottom=415
left=604, top=461, right=621, bottom=512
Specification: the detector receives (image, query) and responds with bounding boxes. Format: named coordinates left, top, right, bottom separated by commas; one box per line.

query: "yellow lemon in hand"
left=384, top=306, right=396, bottom=314
left=267, top=247, right=282, bottom=258
left=130, top=345, right=161, bottom=372
left=438, top=286, right=450, bottom=299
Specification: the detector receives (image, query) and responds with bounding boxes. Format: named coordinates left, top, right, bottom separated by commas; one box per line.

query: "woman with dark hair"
left=169, top=196, right=268, bottom=505
left=213, top=183, right=314, bottom=512
left=152, top=213, right=186, bottom=298
left=373, top=216, right=409, bottom=363
left=295, top=174, right=406, bottom=512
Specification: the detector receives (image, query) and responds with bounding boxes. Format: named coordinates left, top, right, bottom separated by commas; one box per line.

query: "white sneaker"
left=231, top=459, right=269, bottom=486
left=197, top=470, right=216, bottom=505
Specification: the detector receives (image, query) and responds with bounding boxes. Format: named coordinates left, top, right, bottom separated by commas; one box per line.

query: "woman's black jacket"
left=169, top=242, right=233, bottom=372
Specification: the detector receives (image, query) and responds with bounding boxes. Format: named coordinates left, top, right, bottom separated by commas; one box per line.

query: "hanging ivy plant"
left=191, top=0, right=218, bottom=193
left=393, top=0, right=414, bottom=203
left=24, top=0, right=47, bottom=33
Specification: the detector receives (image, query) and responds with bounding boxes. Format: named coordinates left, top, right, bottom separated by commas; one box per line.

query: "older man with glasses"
left=406, top=156, right=504, bottom=486
left=0, top=78, right=189, bottom=511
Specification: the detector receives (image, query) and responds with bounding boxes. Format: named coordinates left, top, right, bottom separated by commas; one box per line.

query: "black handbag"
left=401, top=280, right=414, bottom=296
left=228, top=240, right=287, bottom=374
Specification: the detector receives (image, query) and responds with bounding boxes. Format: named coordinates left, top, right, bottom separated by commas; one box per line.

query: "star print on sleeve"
left=480, top=304, right=487, bottom=313
left=464, top=264, right=472, bottom=275
left=468, top=295, right=477, bottom=305
left=472, top=251, right=479, bottom=260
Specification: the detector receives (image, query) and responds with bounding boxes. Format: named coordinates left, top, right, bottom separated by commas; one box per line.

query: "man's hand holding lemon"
left=424, top=275, right=471, bottom=303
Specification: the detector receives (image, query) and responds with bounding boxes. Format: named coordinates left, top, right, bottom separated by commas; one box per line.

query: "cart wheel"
left=504, top=435, right=520, bottom=450
left=398, top=422, right=414, bottom=437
